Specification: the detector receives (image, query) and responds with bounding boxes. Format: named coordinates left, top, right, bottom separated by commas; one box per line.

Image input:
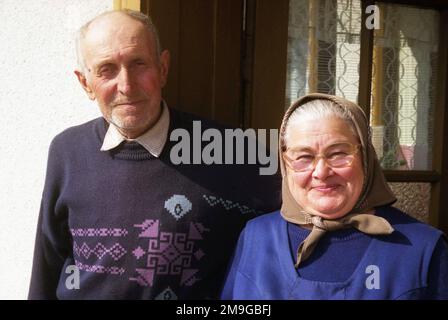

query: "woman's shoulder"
left=376, top=205, right=444, bottom=240
left=246, top=210, right=282, bottom=228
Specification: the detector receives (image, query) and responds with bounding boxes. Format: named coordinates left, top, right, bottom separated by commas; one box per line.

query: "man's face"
left=76, top=13, right=169, bottom=138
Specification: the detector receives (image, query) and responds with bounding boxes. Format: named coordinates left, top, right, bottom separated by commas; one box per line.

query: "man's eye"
left=98, top=65, right=115, bottom=76
left=133, top=60, right=146, bottom=66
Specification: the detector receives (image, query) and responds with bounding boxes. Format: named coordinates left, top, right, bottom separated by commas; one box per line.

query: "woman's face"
left=284, top=117, right=364, bottom=219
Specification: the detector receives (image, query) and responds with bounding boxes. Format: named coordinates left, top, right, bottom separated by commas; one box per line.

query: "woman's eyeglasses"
left=283, top=143, right=360, bottom=172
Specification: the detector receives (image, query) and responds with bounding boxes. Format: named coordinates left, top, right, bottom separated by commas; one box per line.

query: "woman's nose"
left=312, top=157, right=332, bottom=180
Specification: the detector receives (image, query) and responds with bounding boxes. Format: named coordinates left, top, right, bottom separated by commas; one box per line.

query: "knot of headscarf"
left=279, top=93, right=397, bottom=268
left=295, top=208, right=394, bottom=268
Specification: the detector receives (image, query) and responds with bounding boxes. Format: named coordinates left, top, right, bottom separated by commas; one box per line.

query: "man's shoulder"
left=51, top=117, right=104, bottom=149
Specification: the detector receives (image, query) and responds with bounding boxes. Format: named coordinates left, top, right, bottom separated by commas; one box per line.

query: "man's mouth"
left=115, top=100, right=145, bottom=106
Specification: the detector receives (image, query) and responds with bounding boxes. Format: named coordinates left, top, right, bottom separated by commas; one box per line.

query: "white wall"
left=0, top=0, right=113, bottom=299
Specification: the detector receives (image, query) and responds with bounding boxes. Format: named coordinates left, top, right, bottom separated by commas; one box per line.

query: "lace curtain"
left=286, top=0, right=362, bottom=107
left=370, top=4, right=439, bottom=170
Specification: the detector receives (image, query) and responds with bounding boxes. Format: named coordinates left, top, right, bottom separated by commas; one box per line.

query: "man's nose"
left=312, top=157, right=332, bottom=180
left=117, top=68, right=133, bottom=95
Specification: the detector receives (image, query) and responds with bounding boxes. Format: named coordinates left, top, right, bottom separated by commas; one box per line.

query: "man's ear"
left=159, top=50, right=170, bottom=87
left=74, top=70, right=95, bottom=100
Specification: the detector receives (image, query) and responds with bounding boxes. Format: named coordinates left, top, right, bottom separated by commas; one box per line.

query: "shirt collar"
left=100, top=102, right=170, bottom=157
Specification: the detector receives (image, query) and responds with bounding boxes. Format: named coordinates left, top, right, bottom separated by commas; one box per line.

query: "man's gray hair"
left=284, top=98, right=358, bottom=148
left=75, top=9, right=162, bottom=74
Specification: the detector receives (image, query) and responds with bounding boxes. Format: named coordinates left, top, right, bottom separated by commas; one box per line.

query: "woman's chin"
left=308, top=201, right=347, bottom=219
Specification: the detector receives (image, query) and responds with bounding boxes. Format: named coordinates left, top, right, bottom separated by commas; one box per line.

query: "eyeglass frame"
left=282, top=142, right=361, bottom=172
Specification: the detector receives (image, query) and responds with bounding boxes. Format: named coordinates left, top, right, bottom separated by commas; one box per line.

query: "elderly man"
left=28, top=10, right=280, bottom=300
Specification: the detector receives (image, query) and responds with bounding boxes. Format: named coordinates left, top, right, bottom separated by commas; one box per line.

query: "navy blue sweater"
left=28, top=108, right=281, bottom=300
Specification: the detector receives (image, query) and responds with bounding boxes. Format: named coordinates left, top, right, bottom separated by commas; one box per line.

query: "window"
left=370, top=3, right=439, bottom=171
left=287, top=0, right=363, bottom=105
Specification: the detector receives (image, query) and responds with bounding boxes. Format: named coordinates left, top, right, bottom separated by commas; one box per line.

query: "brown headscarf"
left=279, top=93, right=397, bottom=267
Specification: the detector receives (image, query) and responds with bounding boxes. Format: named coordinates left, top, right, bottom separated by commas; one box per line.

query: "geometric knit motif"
left=130, top=219, right=209, bottom=289
left=67, top=196, right=244, bottom=298
left=75, top=261, right=125, bottom=276
left=73, top=241, right=127, bottom=261
left=154, top=287, right=178, bottom=300
left=70, top=228, right=128, bottom=237
left=70, top=228, right=128, bottom=276
left=202, top=194, right=258, bottom=215
left=164, top=194, right=193, bottom=220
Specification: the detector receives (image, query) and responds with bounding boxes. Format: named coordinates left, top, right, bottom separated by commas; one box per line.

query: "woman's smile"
left=311, top=184, right=341, bottom=193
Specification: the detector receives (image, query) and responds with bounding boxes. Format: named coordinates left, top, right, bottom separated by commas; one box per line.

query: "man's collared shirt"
left=100, top=102, right=170, bottom=157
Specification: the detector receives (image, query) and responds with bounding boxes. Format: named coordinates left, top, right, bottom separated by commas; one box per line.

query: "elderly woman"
left=221, top=93, right=448, bottom=299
